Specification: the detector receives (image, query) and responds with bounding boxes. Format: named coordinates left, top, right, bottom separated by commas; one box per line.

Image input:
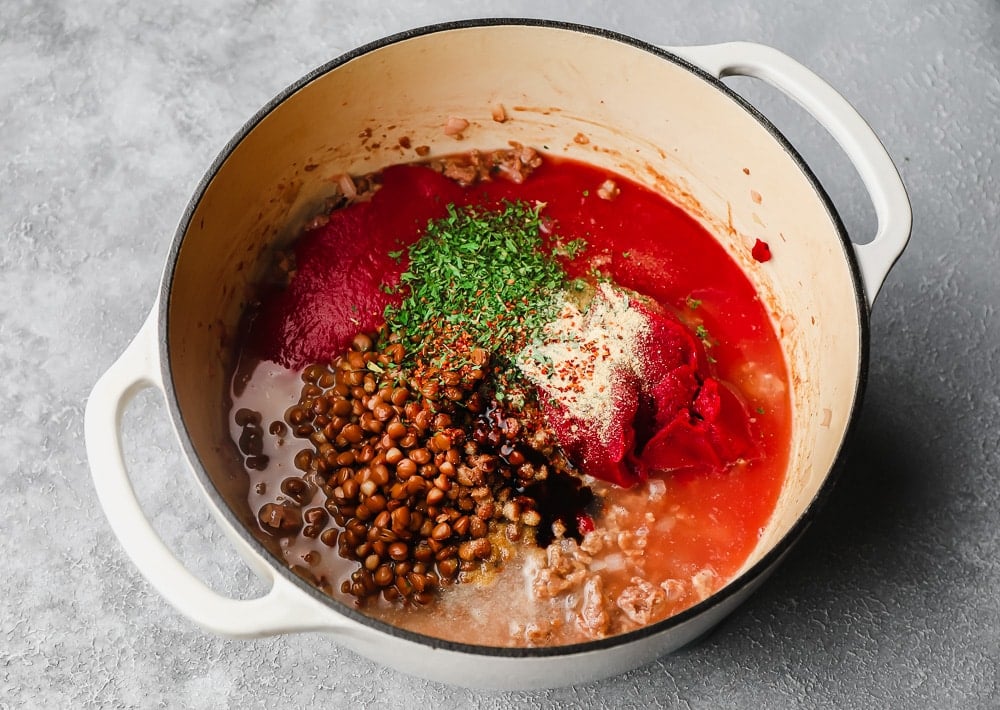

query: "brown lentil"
left=245, top=455, right=269, bottom=470
left=272, top=331, right=556, bottom=606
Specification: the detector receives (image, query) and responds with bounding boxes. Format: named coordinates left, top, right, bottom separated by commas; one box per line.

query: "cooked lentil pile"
left=276, top=331, right=578, bottom=605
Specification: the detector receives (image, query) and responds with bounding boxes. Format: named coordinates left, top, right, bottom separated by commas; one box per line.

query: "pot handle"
left=84, top=307, right=339, bottom=637
left=663, top=41, right=911, bottom=307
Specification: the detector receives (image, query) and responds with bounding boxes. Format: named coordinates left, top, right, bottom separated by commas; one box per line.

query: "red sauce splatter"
left=751, top=238, right=772, bottom=262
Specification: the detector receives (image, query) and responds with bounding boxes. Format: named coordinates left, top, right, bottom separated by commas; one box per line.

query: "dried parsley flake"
left=384, top=201, right=568, bottom=362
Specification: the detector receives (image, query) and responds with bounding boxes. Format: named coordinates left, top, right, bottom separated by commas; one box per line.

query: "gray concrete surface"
left=2, top=0, right=998, bottom=707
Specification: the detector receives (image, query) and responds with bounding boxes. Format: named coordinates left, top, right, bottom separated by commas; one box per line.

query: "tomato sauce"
left=235, top=154, right=790, bottom=644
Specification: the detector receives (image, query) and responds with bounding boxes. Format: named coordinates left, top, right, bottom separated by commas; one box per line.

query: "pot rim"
left=159, top=17, right=870, bottom=658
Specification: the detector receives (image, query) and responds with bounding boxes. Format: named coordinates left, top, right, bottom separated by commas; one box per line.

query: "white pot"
left=85, top=20, right=910, bottom=690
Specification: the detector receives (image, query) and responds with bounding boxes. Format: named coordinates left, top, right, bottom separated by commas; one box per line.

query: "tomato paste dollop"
left=525, top=289, right=757, bottom=487
left=246, top=166, right=464, bottom=367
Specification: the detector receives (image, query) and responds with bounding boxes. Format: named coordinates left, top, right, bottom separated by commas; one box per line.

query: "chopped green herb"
left=582, top=190, right=590, bottom=197
left=383, top=201, right=567, bottom=364
left=554, top=238, right=588, bottom=259
left=695, top=324, right=711, bottom=343
left=388, top=249, right=404, bottom=262
left=756, top=406, right=765, bottom=415
left=586, top=264, right=612, bottom=284
left=621, top=251, right=631, bottom=259
left=686, top=296, right=702, bottom=310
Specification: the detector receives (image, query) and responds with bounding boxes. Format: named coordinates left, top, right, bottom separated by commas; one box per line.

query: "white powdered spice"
left=516, top=283, right=650, bottom=441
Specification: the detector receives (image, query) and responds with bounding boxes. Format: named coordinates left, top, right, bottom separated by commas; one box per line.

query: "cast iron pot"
left=85, top=20, right=910, bottom=689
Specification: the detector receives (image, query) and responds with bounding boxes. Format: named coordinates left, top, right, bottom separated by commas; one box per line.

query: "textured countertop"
left=3, top=0, right=998, bottom=707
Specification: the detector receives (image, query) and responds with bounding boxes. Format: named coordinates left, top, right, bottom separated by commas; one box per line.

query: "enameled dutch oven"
left=85, top=20, right=910, bottom=689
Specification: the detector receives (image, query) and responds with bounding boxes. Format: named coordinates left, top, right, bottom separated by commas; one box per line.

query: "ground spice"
left=515, top=284, right=650, bottom=443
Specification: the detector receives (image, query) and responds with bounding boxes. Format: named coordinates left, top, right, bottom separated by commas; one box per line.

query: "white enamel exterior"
left=84, top=23, right=910, bottom=689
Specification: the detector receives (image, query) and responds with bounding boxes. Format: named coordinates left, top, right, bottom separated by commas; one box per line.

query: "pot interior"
left=164, top=22, right=863, bottom=625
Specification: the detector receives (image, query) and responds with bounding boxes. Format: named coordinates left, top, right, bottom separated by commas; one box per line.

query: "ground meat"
left=444, top=116, right=469, bottom=138
left=660, top=578, right=687, bottom=603
left=302, top=213, right=330, bottom=231
left=510, top=619, right=558, bottom=646
left=616, top=527, right=648, bottom=557
left=597, top=178, right=620, bottom=200
left=576, top=575, right=610, bottom=639
left=441, top=159, right=478, bottom=185
left=337, top=173, right=358, bottom=200
left=496, top=143, right=542, bottom=184
left=531, top=538, right=589, bottom=598
left=433, top=143, right=542, bottom=187
left=691, top=568, right=719, bottom=601
left=296, top=172, right=380, bottom=237
left=579, top=530, right=605, bottom=556
left=617, top=576, right=666, bottom=625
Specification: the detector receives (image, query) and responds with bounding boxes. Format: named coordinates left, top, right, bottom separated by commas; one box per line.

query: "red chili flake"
left=576, top=512, right=595, bottom=535
left=751, top=238, right=772, bottom=263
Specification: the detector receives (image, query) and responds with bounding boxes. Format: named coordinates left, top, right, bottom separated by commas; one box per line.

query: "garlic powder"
left=516, top=283, right=649, bottom=440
